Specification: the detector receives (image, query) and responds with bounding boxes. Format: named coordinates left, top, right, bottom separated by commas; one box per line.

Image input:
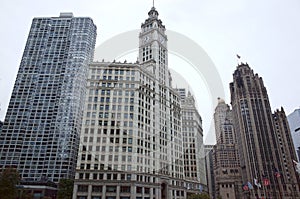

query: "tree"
left=57, top=179, right=74, bottom=199
left=0, top=167, right=20, bottom=199
left=188, top=193, right=211, bottom=199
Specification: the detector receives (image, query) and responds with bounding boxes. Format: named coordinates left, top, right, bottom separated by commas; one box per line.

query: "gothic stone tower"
left=230, top=62, right=300, bottom=198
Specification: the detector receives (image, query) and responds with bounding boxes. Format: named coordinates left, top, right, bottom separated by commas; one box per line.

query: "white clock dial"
left=143, top=36, right=149, bottom=43
left=159, top=35, right=165, bottom=43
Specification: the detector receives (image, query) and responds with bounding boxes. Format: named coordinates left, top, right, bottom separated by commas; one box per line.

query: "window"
left=136, top=186, right=142, bottom=193
left=145, top=187, right=150, bottom=194
left=78, top=185, right=88, bottom=192
left=106, top=186, right=117, bottom=192
left=92, top=186, right=102, bottom=192
left=120, top=186, right=131, bottom=193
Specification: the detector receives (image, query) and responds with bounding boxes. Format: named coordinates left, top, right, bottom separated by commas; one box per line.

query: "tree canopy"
left=57, top=179, right=74, bottom=199
left=0, top=168, right=20, bottom=199
left=188, top=193, right=211, bottom=199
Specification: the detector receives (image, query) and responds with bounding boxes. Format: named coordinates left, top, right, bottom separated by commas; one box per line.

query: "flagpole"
left=292, top=160, right=300, bottom=194
left=275, top=177, right=282, bottom=199
left=236, top=54, right=240, bottom=65
left=262, top=177, right=269, bottom=199
left=262, top=182, right=267, bottom=199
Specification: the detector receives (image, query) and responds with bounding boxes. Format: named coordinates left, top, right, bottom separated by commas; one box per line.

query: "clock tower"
left=139, top=7, right=170, bottom=86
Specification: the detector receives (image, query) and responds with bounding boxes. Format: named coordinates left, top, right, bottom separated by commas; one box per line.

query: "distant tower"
left=176, top=89, right=206, bottom=185
left=0, top=13, right=97, bottom=183
left=230, top=62, right=300, bottom=198
left=213, top=98, right=242, bottom=199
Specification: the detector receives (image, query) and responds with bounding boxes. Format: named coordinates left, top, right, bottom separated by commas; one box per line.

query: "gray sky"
left=1, top=0, right=300, bottom=144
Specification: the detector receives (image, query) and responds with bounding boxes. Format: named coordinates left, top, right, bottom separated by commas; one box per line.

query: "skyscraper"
left=73, top=7, right=207, bottom=199
left=230, top=62, right=300, bottom=198
left=177, top=89, right=206, bottom=185
left=287, top=108, right=300, bottom=161
left=0, top=13, right=97, bottom=183
left=212, top=98, right=241, bottom=199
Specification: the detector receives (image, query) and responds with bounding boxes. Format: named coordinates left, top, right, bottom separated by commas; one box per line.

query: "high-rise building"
left=287, top=108, right=300, bottom=161
left=177, top=89, right=206, bottom=185
left=212, top=98, right=241, bottom=199
left=0, top=13, right=97, bottom=183
left=230, top=62, right=300, bottom=198
left=180, top=89, right=207, bottom=189
left=73, top=7, right=207, bottom=199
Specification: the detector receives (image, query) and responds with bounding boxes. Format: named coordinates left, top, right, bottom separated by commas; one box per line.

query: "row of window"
left=78, top=184, right=154, bottom=194
left=91, top=68, right=136, bottom=76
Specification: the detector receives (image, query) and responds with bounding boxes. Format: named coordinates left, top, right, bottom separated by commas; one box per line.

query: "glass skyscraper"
left=287, top=108, right=300, bottom=162
left=0, top=13, right=96, bottom=183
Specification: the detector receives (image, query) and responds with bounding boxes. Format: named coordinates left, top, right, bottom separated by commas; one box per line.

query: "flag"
left=293, top=159, right=299, bottom=165
left=237, top=54, right=241, bottom=59
left=254, top=178, right=261, bottom=188
left=293, top=159, right=300, bottom=174
left=274, top=168, right=281, bottom=178
left=242, top=183, right=249, bottom=191
left=263, top=178, right=270, bottom=186
left=199, top=184, right=203, bottom=192
left=247, top=182, right=254, bottom=189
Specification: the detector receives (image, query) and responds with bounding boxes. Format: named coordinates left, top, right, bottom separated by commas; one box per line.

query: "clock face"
left=143, top=36, right=149, bottom=43
left=159, top=35, right=165, bottom=43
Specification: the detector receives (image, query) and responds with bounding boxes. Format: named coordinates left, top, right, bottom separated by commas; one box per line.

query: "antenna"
left=153, top=0, right=155, bottom=7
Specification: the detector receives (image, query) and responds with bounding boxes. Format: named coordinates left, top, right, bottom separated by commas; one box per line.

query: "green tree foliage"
left=188, top=193, right=211, bottom=199
left=57, top=179, right=74, bottom=199
left=0, top=168, right=20, bottom=199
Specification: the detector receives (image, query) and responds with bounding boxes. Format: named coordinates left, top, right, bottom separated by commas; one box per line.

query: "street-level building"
left=204, top=145, right=215, bottom=199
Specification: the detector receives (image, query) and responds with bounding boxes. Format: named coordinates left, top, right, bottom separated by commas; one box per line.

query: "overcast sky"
left=1, top=0, right=300, bottom=144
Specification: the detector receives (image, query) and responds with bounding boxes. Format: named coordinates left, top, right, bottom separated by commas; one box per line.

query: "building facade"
left=212, top=98, right=241, bottom=199
left=0, top=121, right=3, bottom=133
left=177, top=89, right=206, bottom=186
left=287, top=108, right=300, bottom=161
left=0, top=13, right=97, bottom=183
left=73, top=7, right=207, bottom=199
left=230, top=62, right=300, bottom=198
left=204, top=145, right=215, bottom=199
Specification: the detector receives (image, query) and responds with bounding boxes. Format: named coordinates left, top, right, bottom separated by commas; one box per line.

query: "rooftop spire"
left=148, top=6, right=159, bottom=18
